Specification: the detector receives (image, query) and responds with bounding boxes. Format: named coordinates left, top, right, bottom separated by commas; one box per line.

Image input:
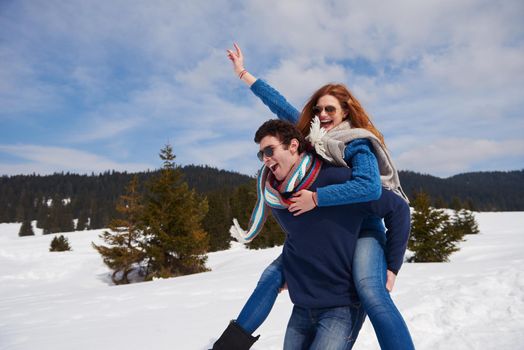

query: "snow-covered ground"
left=1, top=212, right=523, bottom=350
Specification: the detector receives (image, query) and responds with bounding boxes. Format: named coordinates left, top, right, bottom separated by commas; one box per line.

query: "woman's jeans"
left=353, top=231, right=415, bottom=350
left=236, top=255, right=284, bottom=333
left=283, top=304, right=365, bottom=350
left=235, top=230, right=415, bottom=350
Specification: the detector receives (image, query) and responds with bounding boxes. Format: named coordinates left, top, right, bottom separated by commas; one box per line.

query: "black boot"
left=211, top=320, right=260, bottom=350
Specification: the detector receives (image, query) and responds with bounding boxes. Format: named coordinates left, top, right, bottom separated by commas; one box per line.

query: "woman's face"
left=313, top=94, right=347, bottom=131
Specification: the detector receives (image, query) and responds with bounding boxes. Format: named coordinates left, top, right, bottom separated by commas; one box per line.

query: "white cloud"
left=0, top=144, right=153, bottom=176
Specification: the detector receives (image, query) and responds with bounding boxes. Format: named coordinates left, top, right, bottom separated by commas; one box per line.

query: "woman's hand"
left=226, top=43, right=256, bottom=86
left=288, top=190, right=317, bottom=216
left=386, top=270, right=396, bottom=292
left=226, top=43, right=245, bottom=76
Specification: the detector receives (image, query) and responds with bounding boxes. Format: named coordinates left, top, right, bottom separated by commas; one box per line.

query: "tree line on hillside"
left=1, top=169, right=522, bottom=232
left=1, top=166, right=253, bottom=234
left=398, top=170, right=524, bottom=211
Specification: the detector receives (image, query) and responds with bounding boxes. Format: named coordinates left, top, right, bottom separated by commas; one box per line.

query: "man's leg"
left=283, top=305, right=315, bottom=350
left=309, top=304, right=366, bottom=350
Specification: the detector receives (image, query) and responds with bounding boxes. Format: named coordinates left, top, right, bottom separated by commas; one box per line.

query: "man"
left=213, top=119, right=410, bottom=349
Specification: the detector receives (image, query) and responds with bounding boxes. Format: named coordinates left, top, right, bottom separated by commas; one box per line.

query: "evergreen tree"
left=142, top=145, right=209, bottom=279
left=49, top=235, right=72, bottom=252
left=434, top=196, right=447, bottom=209
left=76, top=210, right=89, bottom=231
left=449, top=196, right=463, bottom=210
left=88, top=200, right=104, bottom=229
left=92, top=176, right=146, bottom=284
left=60, top=202, right=75, bottom=232
left=45, top=196, right=61, bottom=234
left=203, top=190, right=232, bottom=252
left=19, top=219, right=35, bottom=237
left=408, top=192, right=465, bottom=262
left=451, top=209, right=480, bottom=235
left=36, top=199, right=49, bottom=229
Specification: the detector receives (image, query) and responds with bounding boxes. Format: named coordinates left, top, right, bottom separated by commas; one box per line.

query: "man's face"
left=258, top=135, right=299, bottom=181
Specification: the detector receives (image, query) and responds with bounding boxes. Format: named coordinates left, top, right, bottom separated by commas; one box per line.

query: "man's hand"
left=386, top=270, right=396, bottom=292
left=288, top=190, right=317, bottom=216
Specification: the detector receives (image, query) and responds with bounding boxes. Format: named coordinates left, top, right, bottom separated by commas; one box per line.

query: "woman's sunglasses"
left=312, top=105, right=337, bottom=116
left=257, top=143, right=282, bottom=161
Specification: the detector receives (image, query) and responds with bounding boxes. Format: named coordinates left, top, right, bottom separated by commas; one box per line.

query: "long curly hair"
left=296, top=83, right=385, bottom=146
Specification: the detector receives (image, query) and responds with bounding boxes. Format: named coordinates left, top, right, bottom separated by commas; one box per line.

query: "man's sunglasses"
left=312, top=105, right=337, bottom=116
left=257, top=143, right=282, bottom=161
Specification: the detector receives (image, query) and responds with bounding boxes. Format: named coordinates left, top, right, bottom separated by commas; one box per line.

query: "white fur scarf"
left=306, top=116, right=409, bottom=203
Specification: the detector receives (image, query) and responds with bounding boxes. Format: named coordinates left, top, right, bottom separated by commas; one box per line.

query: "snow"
left=1, top=212, right=523, bottom=350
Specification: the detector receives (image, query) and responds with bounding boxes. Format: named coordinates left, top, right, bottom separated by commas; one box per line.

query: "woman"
left=212, top=43, right=414, bottom=350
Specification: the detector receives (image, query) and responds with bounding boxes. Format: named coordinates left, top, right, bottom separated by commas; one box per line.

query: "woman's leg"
left=353, top=230, right=415, bottom=350
left=236, top=254, right=285, bottom=334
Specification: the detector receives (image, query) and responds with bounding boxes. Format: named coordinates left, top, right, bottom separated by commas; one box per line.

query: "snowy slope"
left=0, top=212, right=523, bottom=350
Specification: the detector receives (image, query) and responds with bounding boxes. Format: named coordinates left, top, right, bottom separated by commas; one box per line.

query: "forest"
left=2, top=166, right=523, bottom=251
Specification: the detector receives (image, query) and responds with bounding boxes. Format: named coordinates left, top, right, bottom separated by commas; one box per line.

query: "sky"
left=1, top=0, right=523, bottom=178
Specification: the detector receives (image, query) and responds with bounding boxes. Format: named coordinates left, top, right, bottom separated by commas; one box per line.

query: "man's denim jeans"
left=283, top=304, right=365, bottom=350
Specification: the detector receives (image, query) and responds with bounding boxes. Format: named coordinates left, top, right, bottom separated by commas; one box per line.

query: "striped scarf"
left=230, top=153, right=322, bottom=243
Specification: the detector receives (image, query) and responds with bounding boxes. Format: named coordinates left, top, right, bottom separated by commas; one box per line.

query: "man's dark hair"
left=254, top=119, right=307, bottom=153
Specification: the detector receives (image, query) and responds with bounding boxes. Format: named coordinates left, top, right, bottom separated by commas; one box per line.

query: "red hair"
left=296, top=83, right=385, bottom=146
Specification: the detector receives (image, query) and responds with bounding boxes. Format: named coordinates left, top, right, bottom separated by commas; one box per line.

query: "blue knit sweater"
left=251, top=79, right=385, bottom=234
left=272, top=163, right=411, bottom=308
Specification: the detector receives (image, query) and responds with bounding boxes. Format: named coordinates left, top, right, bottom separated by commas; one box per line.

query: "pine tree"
left=36, top=198, right=49, bottom=229
left=451, top=209, right=480, bottom=235
left=449, top=196, right=463, bottom=210
left=60, top=202, right=75, bottom=232
left=76, top=210, right=89, bottom=231
left=19, top=218, right=35, bottom=237
left=92, top=176, right=146, bottom=284
left=46, top=196, right=73, bottom=233
left=203, top=190, right=232, bottom=252
left=49, top=235, right=72, bottom=252
left=408, top=192, right=465, bottom=262
left=142, top=144, right=209, bottom=279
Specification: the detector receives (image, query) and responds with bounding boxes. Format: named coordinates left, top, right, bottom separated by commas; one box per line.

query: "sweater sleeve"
left=366, top=189, right=411, bottom=274
left=250, top=79, right=301, bottom=124
left=316, top=139, right=382, bottom=206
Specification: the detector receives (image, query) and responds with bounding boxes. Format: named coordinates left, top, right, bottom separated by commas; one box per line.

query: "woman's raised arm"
left=226, top=43, right=300, bottom=123
left=226, top=43, right=257, bottom=86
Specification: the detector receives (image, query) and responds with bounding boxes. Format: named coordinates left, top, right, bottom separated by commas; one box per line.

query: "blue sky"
left=1, top=0, right=523, bottom=178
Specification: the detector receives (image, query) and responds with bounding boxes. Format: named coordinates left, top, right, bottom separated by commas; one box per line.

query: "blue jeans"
left=283, top=304, right=365, bottom=350
left=353, top=230, right=415, bottom=350
left=236, top=255, right=284, bottom=334
left=235, top=231, right=414, bottom=349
